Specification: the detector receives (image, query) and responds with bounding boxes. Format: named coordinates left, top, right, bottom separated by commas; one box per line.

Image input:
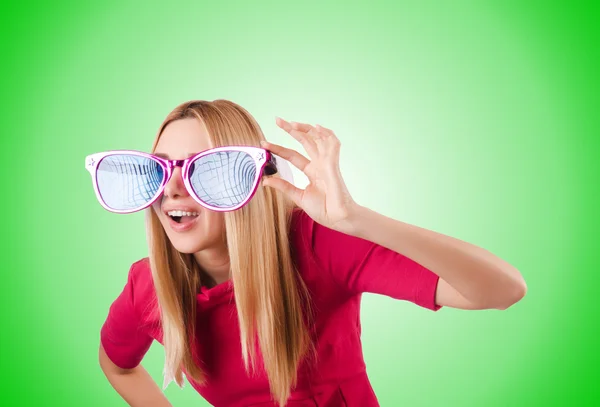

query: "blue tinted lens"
left=97, top=154, right=164, bottom=211
left=189, top=151, right=256, bottom=208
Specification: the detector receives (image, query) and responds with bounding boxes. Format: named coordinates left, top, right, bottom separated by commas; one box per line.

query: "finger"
left=276, top=117, right=315, bottom=136
left=262, top=176, right=303, bottom=206
left=279, top=118, right=333, bottom=137
left=290, top=121, right=315, bottom=133
left=305, top=125, right=327, bottom=143
left=287, top=121, right=326, bottom=144
left=292, top=122, right=333, bottom=144
left=275, top=117, right=319, bottom=158
left=260, top=140, right=310, bottom=172
left=314, top=124, right=341, bottom=156
left=315, top=124, right=334, bottom=135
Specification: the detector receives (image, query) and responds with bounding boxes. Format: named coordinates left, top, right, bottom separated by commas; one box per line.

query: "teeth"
left=167, top=210, right=199, bottom=217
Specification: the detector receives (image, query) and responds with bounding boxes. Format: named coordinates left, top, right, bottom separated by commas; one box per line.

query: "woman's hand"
left=261, top=117, right=360, bottom=235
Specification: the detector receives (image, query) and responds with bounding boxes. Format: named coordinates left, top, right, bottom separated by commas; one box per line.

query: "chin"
left=170, top=240, right=204, bottom=254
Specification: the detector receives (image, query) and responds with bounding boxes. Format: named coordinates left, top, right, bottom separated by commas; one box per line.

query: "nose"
left=163, top=165, right=189, bottom=199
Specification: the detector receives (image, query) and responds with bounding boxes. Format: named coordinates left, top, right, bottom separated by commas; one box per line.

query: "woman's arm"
left=263, top=118, right=526, bottom=310
left=347, top=205, right=527, bottom=310
left=99, top=344, right=173, bottom=407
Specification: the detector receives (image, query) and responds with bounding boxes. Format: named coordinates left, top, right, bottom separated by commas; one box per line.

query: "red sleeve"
left=306, top=211, right=442, bottom=311
left=100, top=261, right=154, bottom=369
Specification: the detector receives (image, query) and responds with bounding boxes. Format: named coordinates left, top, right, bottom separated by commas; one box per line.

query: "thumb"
left=263, top=177, right=303, bottom=205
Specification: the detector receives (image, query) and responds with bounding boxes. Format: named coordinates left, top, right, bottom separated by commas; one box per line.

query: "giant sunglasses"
left=85, top=146, right=290, bottom=213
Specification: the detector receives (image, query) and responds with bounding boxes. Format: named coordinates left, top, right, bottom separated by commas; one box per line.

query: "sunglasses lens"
left=96, top=154, right=164, bottom=211
left=189, top=151, right=257, bottom=209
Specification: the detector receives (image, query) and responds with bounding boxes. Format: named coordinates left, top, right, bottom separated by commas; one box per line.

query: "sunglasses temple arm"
left=263, top=154, right=278, bottom=176
left=93, top=163, right=156, bottom=174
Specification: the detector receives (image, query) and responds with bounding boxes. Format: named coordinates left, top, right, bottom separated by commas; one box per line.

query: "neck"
left=193, top=245, right=231, bottom=288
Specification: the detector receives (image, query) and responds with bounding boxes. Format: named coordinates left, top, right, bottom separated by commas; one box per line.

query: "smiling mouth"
left=167, top=211, right=200, bottom=224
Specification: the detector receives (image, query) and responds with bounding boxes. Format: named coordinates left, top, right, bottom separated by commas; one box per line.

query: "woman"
left=87, top=100, right=527, bottom=407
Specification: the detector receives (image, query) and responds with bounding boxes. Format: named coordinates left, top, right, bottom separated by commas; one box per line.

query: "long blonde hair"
left=144, top=100, right=314, bottom=406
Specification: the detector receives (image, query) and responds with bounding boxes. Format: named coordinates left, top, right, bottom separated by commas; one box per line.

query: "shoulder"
left=290, top=206, right=311, bottom=231
left=127, top=257, right=154, bottom=293
left=289, top=207, right=361, bottom=259
left=289, top=207, right=317, bottom=268
left=126, top=257, right=158, bottom=322
left=129, top=257, right=152, bottom=283
left=289, top=207, right=317, bottom=254
left=288, top=208, right=346, bottom=297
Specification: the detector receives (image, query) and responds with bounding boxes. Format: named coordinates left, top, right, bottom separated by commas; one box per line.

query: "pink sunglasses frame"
left=85, top=146, right=277, bottom=214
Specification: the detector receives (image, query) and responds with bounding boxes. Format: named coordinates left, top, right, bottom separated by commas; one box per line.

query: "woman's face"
left=151, top=118, right=226, bottom=254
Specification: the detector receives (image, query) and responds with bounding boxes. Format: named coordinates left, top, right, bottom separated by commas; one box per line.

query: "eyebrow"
left=154, top=152, right=198, bottom=159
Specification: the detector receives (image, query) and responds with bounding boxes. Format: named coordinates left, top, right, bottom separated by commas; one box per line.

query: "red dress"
left=101, top=208, right=442, bottom=406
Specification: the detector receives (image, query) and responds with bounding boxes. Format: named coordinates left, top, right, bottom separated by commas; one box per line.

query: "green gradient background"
left=1, top=1, right=597, bottom=406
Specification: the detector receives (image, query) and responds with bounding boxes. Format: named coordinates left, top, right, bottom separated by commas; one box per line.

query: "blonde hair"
left=144, top=100, right=315, bottom=406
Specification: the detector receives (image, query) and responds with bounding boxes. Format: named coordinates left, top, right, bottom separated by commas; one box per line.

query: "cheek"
left=204, top=213, right=226, bottom=236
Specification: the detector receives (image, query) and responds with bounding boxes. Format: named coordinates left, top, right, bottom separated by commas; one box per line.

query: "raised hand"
left=261, top=117, right=360, bottom=235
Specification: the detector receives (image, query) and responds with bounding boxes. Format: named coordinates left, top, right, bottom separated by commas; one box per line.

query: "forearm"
left=102, top=365, right=172, bottom=407
left=347, top=205, right=526, bottom=307
left=98, top=334, right=170, bottom=406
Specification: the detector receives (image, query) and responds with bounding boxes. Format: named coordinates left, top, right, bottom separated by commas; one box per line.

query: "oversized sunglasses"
left=84, top=146, right=291, bottom=213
